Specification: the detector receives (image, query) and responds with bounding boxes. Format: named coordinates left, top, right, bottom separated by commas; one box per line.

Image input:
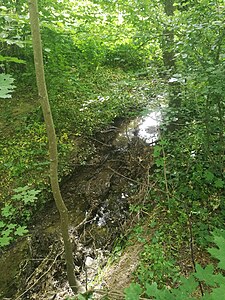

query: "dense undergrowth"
left=1, top=0, right=225, bottom=299
left=0, top=65, right=153, bottom=248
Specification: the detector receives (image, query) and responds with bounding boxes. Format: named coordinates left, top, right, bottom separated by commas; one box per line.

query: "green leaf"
left=23, top=194, right=36, bottom=204
left=204, top=170, right=214, bottom=183
left=0, top=235, right=12, bottom=247
left=3, top=227, right=14, bottom=236
left=12, top=193, right=23, bottom=201
left=14, top=226, right=29, bottom=236
left=214, top=179, right=224, bottom=189
left=208, top=234, right=225, bottom=270
left=145, top=282, right=159, bottom=297
left=78, top=295, right=87, bottom=300
left=0, top=55, right=25, bottom=64
left=159, top=139, right=167, bottom=146
left=124, top=283, right=142, bottom=300
left=13, top=186, right=30, bottom=193
left=145, top=282, right=172, bottom=299
left=12, top=186, right=41, bottom=204
left=195, top=264, right=214, bottom=285
left=195, top=264, right=225, bottom=286
left=153, top=145, right=162, bottom=158
left=0, top=221, right=5, bottom=228
left=8, top=223, right=17, bottom=229
left=1, top=204, right=16, bottom=218
left=0, top=73, right=16, bottom=99
left=208, top=284, right=225, bottom=299
left=155, top=158, right=164, bottom=167
left=28, top=189, right=41, bottom=196
left=176, top=275, right=198, bottom=295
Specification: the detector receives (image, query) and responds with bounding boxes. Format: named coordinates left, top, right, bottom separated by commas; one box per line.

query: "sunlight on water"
left=137, top=110, right=161, bottom=144
left=124, top=109, right=161, bottom=144
left=114, top=108, right=162, bottom=149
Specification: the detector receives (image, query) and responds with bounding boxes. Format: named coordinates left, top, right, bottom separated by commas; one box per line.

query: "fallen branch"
left=107, top=166, right=139, bottom=184
left=15, top=249, right=63, bottom=300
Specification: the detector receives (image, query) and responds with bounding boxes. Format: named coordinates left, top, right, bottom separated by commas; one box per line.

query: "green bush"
left=104, top=44, right=147, bottom=70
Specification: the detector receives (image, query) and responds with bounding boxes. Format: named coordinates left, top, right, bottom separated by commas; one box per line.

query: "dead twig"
left=15, top=249, right=63, bottom=300
left=107, top=166, right=139, bottom=184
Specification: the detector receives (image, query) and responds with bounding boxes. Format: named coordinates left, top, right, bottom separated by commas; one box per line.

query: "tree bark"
left=28, top=0, right=78, bottom=293
left=162, top=0, right=175, bottom=70
left=163, top=0, right=182, bottom=126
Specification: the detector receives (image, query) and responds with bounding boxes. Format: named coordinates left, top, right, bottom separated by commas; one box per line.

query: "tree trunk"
left=28, top=0, right=78, bottom=293
left=162, top=0, right=182, bottom=132
left=162, top=0, right=175, bottom=71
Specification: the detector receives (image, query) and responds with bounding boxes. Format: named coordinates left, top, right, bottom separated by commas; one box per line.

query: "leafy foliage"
left=125, top=283, right=142, bottom=300
left=0, top=0, right=225, bottom=297
left=125, top=230, right=225, bottom=299
left=207, top=233, right=225, bottom=270
left=0, top=186, right=40, bottom=248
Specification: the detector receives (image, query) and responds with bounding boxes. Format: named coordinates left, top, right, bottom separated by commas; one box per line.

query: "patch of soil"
left=103, top=243, right=142, bottom=291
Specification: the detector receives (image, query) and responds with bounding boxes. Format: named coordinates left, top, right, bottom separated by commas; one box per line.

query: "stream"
left=0, top=108, right=161, bottom=300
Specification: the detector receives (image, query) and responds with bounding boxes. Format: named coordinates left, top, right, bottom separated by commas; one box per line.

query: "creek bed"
left=0, top=108, right=161, bottom=300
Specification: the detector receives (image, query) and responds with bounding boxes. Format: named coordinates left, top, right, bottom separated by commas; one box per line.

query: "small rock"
left=85, top=256, right=95, bottom=267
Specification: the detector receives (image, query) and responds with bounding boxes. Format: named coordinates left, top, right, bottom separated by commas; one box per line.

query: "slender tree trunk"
left=162, top=0, right=175, bottom=71
left=28, top=0, right=78, bottom=293
left=162, top=0, right=182, bottom=132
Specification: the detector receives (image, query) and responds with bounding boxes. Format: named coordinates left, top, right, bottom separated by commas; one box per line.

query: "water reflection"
left=135, top=110, right=161, bottom=144
left=116, top=109, right=161, bottom=147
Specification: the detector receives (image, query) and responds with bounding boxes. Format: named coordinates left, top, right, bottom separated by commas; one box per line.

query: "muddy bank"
left=0, top=109, right=160, bottom=299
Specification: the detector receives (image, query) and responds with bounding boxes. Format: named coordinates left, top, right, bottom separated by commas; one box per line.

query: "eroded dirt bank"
left=0, top=110, right=160, bottom=300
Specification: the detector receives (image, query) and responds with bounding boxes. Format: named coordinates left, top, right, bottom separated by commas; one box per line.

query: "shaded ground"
left=0, top=111, right=159, bottom=299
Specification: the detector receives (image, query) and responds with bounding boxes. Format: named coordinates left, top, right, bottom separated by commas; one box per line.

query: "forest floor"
left=0, top=105, right=158, bottom=299
left=0, top=105, right=211, bottom=299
